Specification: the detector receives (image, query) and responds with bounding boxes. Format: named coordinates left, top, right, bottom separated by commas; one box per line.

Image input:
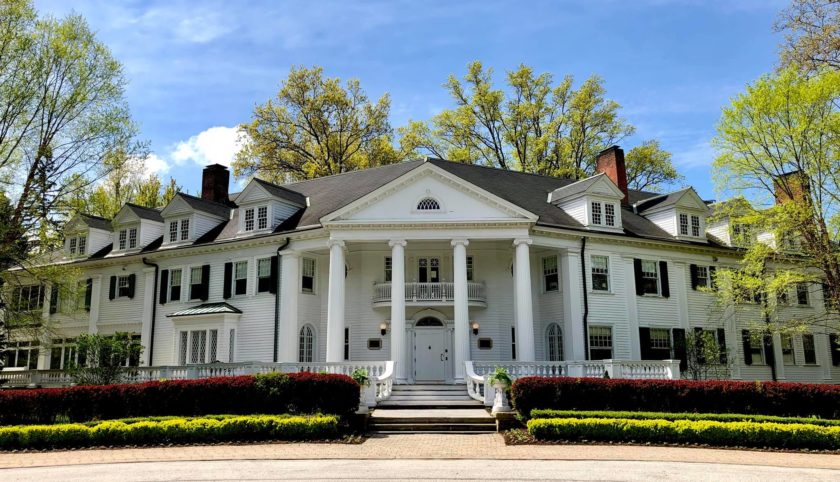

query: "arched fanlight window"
left=546, top=323, right=564, bottom=361
left=415, top=316, right=444, bottom=327
left=416, top=197, right=441, bottom=211
left=299, top=324, right=315, bottom=362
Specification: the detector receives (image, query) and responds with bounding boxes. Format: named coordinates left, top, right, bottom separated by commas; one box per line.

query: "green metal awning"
left=167, top=302, right=242, bottom=318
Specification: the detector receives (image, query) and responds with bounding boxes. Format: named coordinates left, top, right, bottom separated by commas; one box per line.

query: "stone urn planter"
left=487, top=367, right=513, bottom=415
left=352, top=369, right=372, bottom=414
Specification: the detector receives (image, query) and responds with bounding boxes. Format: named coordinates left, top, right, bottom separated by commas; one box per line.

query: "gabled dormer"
left=235, top=178, right=306, bottom=236
left=706, top=197, right=755, bottom=247
left=64, top=215, right=112, bottom=258
left=548, top=173, right=624, bottom=233
left=635, top=188, right=710, bottom=243
left=110, top=204, right=163, bottom=254
left=160, top=193, right=230, bottom=246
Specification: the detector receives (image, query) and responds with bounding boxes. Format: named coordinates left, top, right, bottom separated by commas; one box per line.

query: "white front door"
left=414, top=329, right=447, bottom=381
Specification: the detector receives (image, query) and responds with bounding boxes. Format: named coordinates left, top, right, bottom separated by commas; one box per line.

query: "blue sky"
left=37, top=0, right=786, bottom=199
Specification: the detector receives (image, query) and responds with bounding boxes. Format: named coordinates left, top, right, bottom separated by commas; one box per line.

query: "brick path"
left=1, top=434, right=839, bottom=470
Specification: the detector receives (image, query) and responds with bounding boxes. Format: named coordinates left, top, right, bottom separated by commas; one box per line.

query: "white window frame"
left=257, top=206, right=268, bottom=230
left=781, top=333, right=795, bottom=365
left=384, top=256, right=392, bottom=282
left=128, top=227, right=138, bottom=249
left=802, top=333, right=817, bottom=365
left=641, top=259, right=660, bottom=295
left=242, top=205, right=269, bottom=233
left=189, top=266, right=203, bottom=300
left=77, top=236, right=86, bottom=255
left=233, top=260, right=248, bottom=296
left=68, top=237, right=77, bottom=255
left=591, top=255, right=610, bottom=292
left=118, top=229, right=127, bottom=250
left=466, top=256, right=474, bottom=282
left=169, top=267, right=183, bottom=302
left=546, top=323, right=563, bottom=361
left=169, top=220, right=178, bottom=243
left=542, top=255, right=559, bottom=293
left=649, top=328, right=672, bottom=351
left=588, top=325, right=613, bottom=360
left=796, top=283, right=810, bottom=306
left=178, top=328, right=219, bottom=365
left=695, top=265, right=709, bottom=288
left=590, top=200, right=617, bottom=227
left=301, top=257, right=316, bottom=294
left=691, top=215, right=701, bottom=237
left=679, top=213, right=689, bottom=236
left=256, top=257, right=273, bottom=294
left=749, top=335, right=765, bottom=365
left=180, top=218, right=190, bottom=241
left=299, top=324, right=316, bottom=362
left=117, top=275, right=131, bottom=298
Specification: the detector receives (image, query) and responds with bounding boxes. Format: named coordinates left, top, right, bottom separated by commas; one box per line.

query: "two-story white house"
left=3, top=146, right=839, bottom=386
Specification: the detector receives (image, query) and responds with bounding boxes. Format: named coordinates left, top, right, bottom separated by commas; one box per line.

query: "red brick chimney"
left=202, top=164, right=230, bottom=204
left=773, top=170, right=810, bottom=205
left=596, top=145, right=629, bottom=205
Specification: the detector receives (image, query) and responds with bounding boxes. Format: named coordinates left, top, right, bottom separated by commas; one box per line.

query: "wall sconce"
left=471, top=322, right=480, bottom=335
left=380, top=322, right=389, bottom=336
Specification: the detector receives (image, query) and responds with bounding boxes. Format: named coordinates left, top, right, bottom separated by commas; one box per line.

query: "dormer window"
left=677, top=212, right=704, bottom=239
left=167, top=218, right=190, bottom=243
left=732, top=223, right=753, bottom=246
left=66, top=235, right=87, bottom=256
left=117, top=228, right=138, bottom=250
left=416, top=197, right=441, bottom=211
left=243, top=205, right=269, bottom=232
left=118, top=230, right=127, bottom=250
left=128, top=228, right=137, bottom=249
left=590, top=201, right=617, bottom=227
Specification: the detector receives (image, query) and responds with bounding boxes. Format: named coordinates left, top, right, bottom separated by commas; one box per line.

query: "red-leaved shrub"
left=510, top=377, right=840, bottom=419
left=0, top=373, right=359, bottom=425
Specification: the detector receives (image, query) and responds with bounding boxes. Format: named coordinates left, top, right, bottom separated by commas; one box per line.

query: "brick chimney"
left=774, top=170, right=810, bottom=205
left=202, top=164, right=230, bottom=204
left=596, top=145, right=629, bottom=205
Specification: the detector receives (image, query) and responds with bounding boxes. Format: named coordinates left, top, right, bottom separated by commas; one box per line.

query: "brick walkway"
left=1, top=434, right=839, bottom=470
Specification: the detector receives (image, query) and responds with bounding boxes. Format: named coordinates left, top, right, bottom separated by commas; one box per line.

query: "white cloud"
left=170, top=126, right=245, bottom=168
left=142, top=153, right=170, bottom=177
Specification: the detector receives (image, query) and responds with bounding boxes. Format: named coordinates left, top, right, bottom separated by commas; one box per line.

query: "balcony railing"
left=372, top=281, right=487, bottom=305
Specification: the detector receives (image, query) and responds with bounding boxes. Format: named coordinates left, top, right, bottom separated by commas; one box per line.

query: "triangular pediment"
left=113, top=206, right=141, bottom=226
left=161, top=195, right=193, bottom=218
left=322, top=163, right=537, bottom=224
left=236, top=181, right=273, bottom=206
left=674, top=188, right=710, bottom=213
left=549, top=173, right=624, bottom=204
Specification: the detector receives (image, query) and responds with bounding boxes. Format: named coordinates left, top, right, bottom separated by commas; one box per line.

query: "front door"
left=417, top=257, right=440, bottom=283
left=414, top=329, right=447, bottom=381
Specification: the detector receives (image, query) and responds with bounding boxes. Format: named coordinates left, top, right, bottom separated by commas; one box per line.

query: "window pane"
left=679, top=214, right=689, bottom=235
left=244, top=208, right=255, bottom=231
left=591, top=255, right=609, bottom=291
left=604, top=204, right=615, bottom=227
left=543, top=256, right=559, bottom=292
left=691, top=215, right=701, bottom=237
left=257, top=206, right=268, bottom=230
left=591, top=202, right=602, bottom=225
left=180, top=219, right=190, bottom=240
left=169, top=221, right=178, bottom=242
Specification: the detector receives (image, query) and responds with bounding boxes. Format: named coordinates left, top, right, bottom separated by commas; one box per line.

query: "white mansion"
left=2, top=146, right=840, bottom=387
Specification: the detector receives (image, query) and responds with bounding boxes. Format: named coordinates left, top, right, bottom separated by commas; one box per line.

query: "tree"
left=775, top=0, right=840, bottom=72
left=400, top=62, right=681, bottom=190
left=712, top=66, right=840, bottom=333
left=66, top=332, right=142, bottom=385
left=684, top=330, right=731, bottom=380
left=625, top=140, right=684, bottom=192
left=234, top=66, right=397, bottom=183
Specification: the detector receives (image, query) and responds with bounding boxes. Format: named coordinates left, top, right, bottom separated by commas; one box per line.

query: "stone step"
left=388, top=390, right=469, bottom=397
left=387, top=395, right=473, bottom=401
left=376, top=400, right=484, bottom=408
left=369, top=423, right=495, bottom=433
left=392, top=385, right=465, bottom=391
left=371, top=416, right=492, bottom=424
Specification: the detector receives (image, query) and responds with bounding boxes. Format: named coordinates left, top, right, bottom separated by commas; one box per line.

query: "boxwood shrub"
left=0, top=414, right=340, bottom=450
left=511, top=377, right=840, bottom=419
left=530, top=410, right=840, bottom=427
left=0, top=373, right=359, bottom=425
left=527, top=417, right=840, bottom=450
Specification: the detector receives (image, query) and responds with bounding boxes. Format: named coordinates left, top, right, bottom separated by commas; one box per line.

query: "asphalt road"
left=2, top=459, right=838, bottom=481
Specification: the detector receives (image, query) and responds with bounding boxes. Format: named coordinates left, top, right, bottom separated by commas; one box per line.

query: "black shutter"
left=742, top=330, right=753, bottom=365
left=159, top=270, right=169, bottom=304
left=689, top=264, right=698, bottom=290
left=829, top=334, right=840, bottom=366
left=672, top=328, right=687, bottom=372
left=84, top=278, right=92, bottom=312
left=633, top=259, right=644, bottom=296
left=638, top=327, right=651, bottom=360
left=708, top=266, right=717, bottom=290
left=694, top=327, right=705, bottom=364
left=763, top=334, right=775, bottom=367
left=716, top=328, right=727, bottom=364
left=659, top=261, right=670, bottom=298
left=49, top=286, right=58, bottom=314
left=223, top=262, right=233, bottom=299
left=109, top=276, right=116, bottom=300
left=127, top=274, right=136, bottom=299
left=269, top=255, right=279, bottom=294
left=201, top=264, right=210, bottom=301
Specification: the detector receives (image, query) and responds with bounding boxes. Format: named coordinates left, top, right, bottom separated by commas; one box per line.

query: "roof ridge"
left=283, top=159, right=426, bottom=187
left=178, top=191, right=230, bottom=207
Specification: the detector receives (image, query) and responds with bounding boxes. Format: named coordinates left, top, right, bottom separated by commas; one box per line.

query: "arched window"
left=416, top=197, right=441, bottom=211
left=546, top=323, right=564, bottom=361
left=299, top=324, right=315, bottom=362
left=415, top=316, right=444, bottom=327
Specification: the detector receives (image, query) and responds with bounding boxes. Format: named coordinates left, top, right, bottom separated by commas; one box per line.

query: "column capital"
left=450, top=238, right=469, bottom=247
left=280, top=249, right=300, bottom=258
left=513, top=238, right=532, bottom=247
left=328, top=239, right=346, bottom=249
left=388, top=239, right=407, bottom=248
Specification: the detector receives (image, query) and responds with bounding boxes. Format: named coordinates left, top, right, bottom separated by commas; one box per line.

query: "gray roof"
left=80, top=214, right=113, bottom=231
left=124, top=203, right=164, bottom=222
left=177, top=193, right=232, bottom=219
left=253, top=178, right=307, bottom=207
left=634, top=188, right=691, bottom=213
left=167, top=302, right=242, bottom=317
left=548, top=173, right=607, bottom=203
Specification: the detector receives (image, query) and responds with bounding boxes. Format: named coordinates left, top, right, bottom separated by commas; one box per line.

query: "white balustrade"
left=372, top=282, right=486, bottom=304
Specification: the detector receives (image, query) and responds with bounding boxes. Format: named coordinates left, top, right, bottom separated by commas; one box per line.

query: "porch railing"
left=372, top=281, right=486, bottom=304
left=465, top=359, right=681, bottom=405
left=0, top=361, right=396, bottom=408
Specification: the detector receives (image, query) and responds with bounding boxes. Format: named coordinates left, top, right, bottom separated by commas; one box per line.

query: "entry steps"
left=376, top=384, right=484, bottom=408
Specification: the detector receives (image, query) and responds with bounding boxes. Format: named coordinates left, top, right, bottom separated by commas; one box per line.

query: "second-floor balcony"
left=372, top=281, right=487, bottom=307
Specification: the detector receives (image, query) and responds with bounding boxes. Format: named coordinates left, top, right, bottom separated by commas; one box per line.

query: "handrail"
left=372, top=281, right=487, bottom=304
left=464, top=361, right=488, bottom=404
left=373, top=360, right=395, bottom=402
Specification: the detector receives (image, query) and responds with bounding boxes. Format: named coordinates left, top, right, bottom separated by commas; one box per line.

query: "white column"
left=622, top=256, right=641, bottom=359
left=37, top=284, right=53, bottom=370
left=389, top=239, right=407, bottom=381
left=139, top=268, right=156, bottom=366
left=561, top=250, right=586, bottom=361
left=513, top=238, right=536, bottom=362
left=278, top=251, right=300, bottom=362
left=326, top=239, right=346, bottom=362
left=88, top=275, right=102, bottom=335
left=452, top=239, right=470, bottom=380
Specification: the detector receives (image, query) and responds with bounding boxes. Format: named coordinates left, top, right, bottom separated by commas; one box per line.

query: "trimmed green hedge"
left=0, top=414, right=339, bottom=450
left=527, top=417, right=840, bottom=450
left=530, top=410, right=840, bottom=427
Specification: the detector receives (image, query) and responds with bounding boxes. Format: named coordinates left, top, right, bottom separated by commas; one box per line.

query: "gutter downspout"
left=580, top=237, right=590, bottom=360
left=142, top=258, right=159, bottom=366
left=273, top=237, right=291, bottom=362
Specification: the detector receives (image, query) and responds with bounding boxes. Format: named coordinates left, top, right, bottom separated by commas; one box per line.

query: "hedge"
left=0, top=414, right=340, bottom=450
left=530, top=410, right=840, bottom=427
left=0, top=373, right=359, bottom=425
left=511, top=377, right=840, bottom=419
left=528, top=417, right=840, bottom=450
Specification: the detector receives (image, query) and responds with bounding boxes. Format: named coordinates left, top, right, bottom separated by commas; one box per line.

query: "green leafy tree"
left=66, top=332, right=143, bottom=385
left=684, top=330, right=731, bottom=380
left=775, top=0, right=840, bottom=72
left=234, top=66, right=397, bottom=183
left=400, top=61, right=682, bottom=190
left=712, top=66, right=840, bottom=333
